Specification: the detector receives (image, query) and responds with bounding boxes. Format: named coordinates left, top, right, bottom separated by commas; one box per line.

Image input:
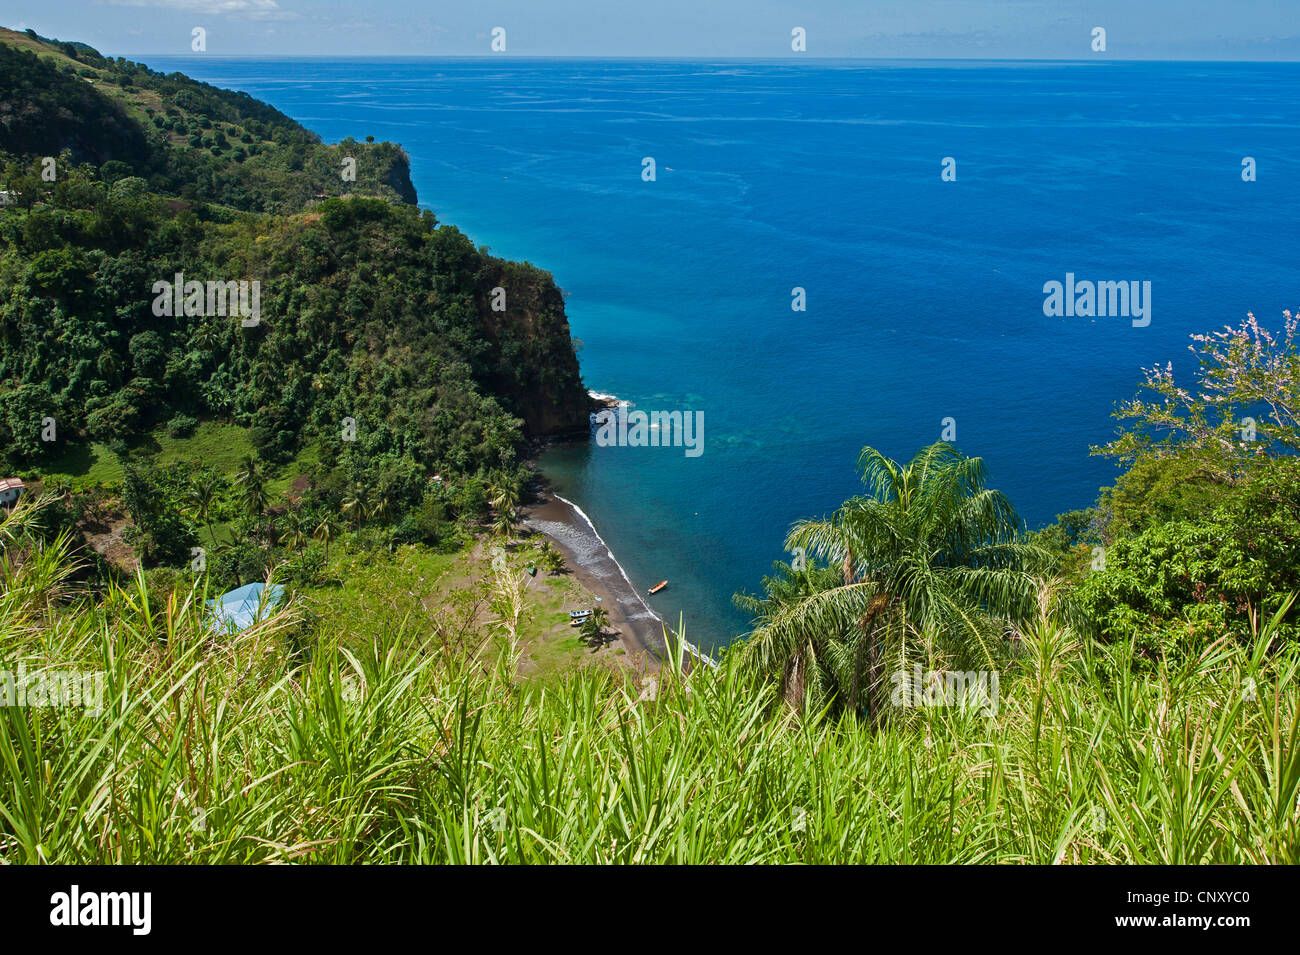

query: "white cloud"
left=102, top=0, right=298, bottom=21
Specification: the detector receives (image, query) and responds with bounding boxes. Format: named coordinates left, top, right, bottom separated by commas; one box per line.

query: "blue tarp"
left=207, top=582, right=285, bottom=634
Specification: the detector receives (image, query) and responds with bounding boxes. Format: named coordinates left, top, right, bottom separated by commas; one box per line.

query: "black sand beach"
left=521, top=492, right=677, bottom=669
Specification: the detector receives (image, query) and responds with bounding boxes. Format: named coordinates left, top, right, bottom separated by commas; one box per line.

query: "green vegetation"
left=0, top=27, right=415, bottom=212
left=35, top=420, right=255, bottom=489
left=0, top=170, right=586, bottom=480
left=733, top=310, right=1300, bottom=720
left=5, top=308, right=1298, bottom=863
left=736, top=442, right=1050, bottom=720
left=0, top=28, right=588, bottom=597
left=1062, top=312, right=1300, bottom=664
left=1, top=494, right=1296, bottom=863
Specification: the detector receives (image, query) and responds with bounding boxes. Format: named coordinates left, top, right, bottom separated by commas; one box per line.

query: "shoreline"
left=524, top=388, right=716, bottom=670
left=521, top=487, right=714, bottom=671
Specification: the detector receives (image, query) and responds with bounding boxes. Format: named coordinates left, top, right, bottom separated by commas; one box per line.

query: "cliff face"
left=477, top=260, right=589, bottom=436
left=381, top=149, right=418, bottom=206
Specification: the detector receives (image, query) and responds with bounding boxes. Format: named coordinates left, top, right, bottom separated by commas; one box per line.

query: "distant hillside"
left=0, top=28, right=588, bottom=483
left=0, top=27, right=416, bottom=212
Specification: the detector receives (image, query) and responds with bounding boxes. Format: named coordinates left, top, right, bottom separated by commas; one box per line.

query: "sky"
left=6, top=0, right=1300, bottom=59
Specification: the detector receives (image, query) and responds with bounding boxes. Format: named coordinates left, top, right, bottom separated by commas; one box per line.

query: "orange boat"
left=648, top=580, right=668, bottom=595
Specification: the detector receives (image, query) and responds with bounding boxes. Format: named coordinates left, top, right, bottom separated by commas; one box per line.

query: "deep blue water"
left=145, top=57, right=1300, bottom=651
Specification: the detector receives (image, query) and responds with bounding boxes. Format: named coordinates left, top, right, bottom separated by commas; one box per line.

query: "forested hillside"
left=0, top=29, right=588, bottom=486
left=0, top=27, right=415, bottom=211
left=0, top=181, right=587, bottom=471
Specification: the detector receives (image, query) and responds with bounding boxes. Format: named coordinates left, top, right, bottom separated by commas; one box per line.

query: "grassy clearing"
left=300, top=541, right=461, bottom=649
left=297, top=535, right=622, bottom=686
left=505, top=538, right=618, bottom=683
left=33, top=441, right=125, bottom=487
left=151, top=421, right=255, bottom=474
left=28, top=420, right=256, bottom=490
left=267, top=438, right=324, bottom=498
left=517, top=574, right=596, bottom=678
left=1, top=496, right=1296, bottom=864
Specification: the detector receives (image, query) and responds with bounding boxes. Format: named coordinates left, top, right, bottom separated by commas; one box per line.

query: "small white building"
left=0, top=478, right=25, bottom=507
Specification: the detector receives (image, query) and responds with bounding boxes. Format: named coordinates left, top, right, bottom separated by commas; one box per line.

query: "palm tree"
left=253, top=362, right=278, bottom=395
left=188, top=474, right=221, bottom=548
left=367, top=493, right=392, bottom=525
left=733, top=558, right=843, bottom=706
left=580, top=606, right=611, bottom=647
left=191, top=317, right=220, bottom=353
left=490, top=511, right=515, bottom=539
left=488, top=476, right=519, bottom=513
left=236, top=455, right=267, bottom=518
left=538, top=542, right=566, bottom=574
left=488, top=474, right=520, bottom=539
left=341, top=484, right=368, bottom=530
left=313, top=515, right=336, bottom=560
left=738, top=442, right=1048, bottom=722
left=284, top=509, right=309, bottom=552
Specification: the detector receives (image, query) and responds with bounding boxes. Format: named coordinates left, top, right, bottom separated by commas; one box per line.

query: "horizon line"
left=122, top=53, right=1300, bottom=64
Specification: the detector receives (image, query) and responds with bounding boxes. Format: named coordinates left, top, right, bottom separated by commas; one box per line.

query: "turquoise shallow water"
left=147, top=56, right=1300, bottom=652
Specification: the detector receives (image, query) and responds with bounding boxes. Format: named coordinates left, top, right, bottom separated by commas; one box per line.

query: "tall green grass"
left=1, top=496, right=1297, bottom=863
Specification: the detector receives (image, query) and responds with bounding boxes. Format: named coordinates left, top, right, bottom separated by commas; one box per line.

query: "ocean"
left=145, top=56, right=1300, bottom=652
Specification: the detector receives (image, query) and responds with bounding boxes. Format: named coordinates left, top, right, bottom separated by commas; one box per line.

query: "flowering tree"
left=1096, top=310, right=1300, bottom=481
left=1082, top=311, right=1300, bottom=655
